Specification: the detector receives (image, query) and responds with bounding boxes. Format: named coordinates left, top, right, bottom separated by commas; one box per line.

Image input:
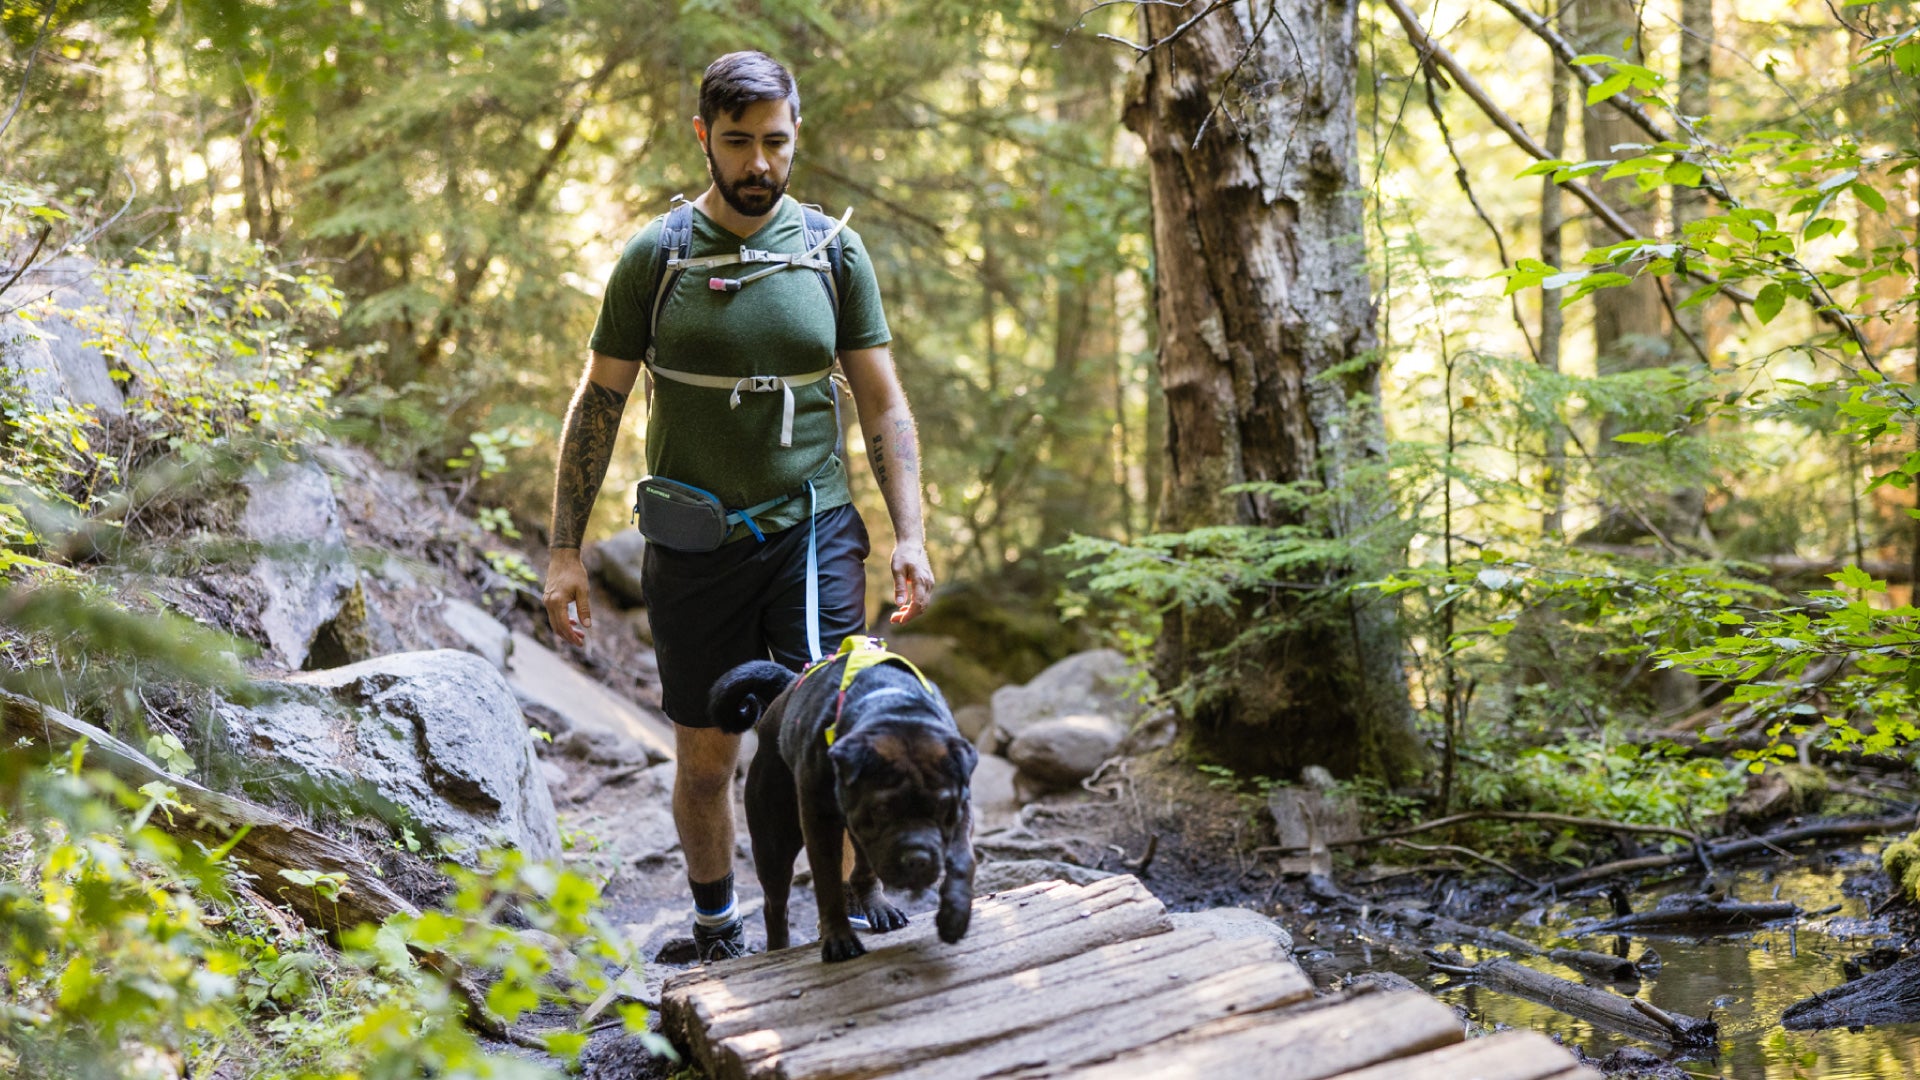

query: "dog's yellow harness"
left=798, top=635, right=933, bottom=746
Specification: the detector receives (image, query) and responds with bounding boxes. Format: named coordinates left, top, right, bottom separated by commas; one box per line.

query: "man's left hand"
left=889, top=543, right=935, bottom=625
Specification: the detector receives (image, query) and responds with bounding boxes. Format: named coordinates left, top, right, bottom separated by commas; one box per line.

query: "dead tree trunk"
left=1121, top=2, right=1420, bottom=782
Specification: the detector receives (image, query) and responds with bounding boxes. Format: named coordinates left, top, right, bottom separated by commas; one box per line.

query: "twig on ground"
left=1124, top=833, right=1159, bottom=875
left=1254, top=809, right=1701, bottom=857
left=1385, top=838, right=1540, bottom=890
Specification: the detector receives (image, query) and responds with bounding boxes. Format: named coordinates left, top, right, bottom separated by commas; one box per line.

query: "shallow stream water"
left=1301, top=848, right=1920, bottom=1079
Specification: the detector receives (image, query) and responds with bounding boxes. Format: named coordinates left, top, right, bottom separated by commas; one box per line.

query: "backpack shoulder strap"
left=799, top=203, right=846, bottom=325
left=646, top=196, right=696, bottom=364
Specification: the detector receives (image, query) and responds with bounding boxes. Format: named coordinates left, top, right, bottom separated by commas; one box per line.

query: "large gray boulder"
left=437, top=598, right=513, bottom=671
left=215, top=649, right=561, bottom=862
left=970, top=752, right=1021, bottom=833
left=1006, top=714, right=1126, bottom=789
left=0, top=258, right=124, bottom=419
left=586, top=530, right=648, bottom=609
left=986, top=649, right=1145, bottom=753
left=506, top=631, right=674, bottom=763
left=242, top=458, right=359, bottom=670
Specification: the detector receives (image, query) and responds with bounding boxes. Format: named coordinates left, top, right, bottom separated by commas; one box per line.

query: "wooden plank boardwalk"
left=661, top=875, right=1599, bottom=1080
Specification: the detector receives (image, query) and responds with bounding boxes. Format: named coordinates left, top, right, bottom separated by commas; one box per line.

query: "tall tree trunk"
left=1037, top=30, right=1124, bottom=547
left=1671, top=0, right=1713, bottom=363
left=1540, top=3, right=1572, bottom=539
left=1573, top=0, right=1688, bottom=547
left=1123, top=1, right=1420, bottom=782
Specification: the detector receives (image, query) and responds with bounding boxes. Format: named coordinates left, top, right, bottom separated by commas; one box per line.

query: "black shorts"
left=643, top=503, right=870, bottom=729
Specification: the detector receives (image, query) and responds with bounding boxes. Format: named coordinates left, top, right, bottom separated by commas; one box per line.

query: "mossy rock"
left=1885, top=830, right=1920, bottom=904
left=896, top=569, right=1087, bottom=690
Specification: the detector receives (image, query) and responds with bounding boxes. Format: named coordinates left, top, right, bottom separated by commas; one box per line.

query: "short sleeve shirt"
left=590, top=196, right=891, bottom=537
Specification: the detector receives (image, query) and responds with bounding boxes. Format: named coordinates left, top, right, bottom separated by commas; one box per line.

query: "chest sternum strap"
left=645, top=364, right=833, bottom=447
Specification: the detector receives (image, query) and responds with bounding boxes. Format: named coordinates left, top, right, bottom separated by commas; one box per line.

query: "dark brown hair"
left=699, top=51, right=800, bottom=124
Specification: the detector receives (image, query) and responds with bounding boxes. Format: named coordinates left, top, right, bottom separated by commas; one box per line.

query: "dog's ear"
left=946, top=733, right=979, bottom=785
left=828, top=733, right=873, bottom=785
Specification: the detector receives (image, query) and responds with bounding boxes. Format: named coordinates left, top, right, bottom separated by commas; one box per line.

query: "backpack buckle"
left=739, top=247, right=773, bottom=263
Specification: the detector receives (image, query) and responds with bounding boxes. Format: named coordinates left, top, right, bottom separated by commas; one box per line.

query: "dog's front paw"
left=821, top=930, right=867, bottom=963
left=861, top=899, right=910, bottom=933
left=936, top=898, right=972, bottom=944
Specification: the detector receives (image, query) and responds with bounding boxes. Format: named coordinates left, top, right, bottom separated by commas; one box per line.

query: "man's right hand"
left=543, top=549, right=592, bottom=646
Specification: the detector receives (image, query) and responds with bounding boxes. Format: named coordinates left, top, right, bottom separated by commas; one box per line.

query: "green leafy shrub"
left=0, top=741, right=665, bottom=1079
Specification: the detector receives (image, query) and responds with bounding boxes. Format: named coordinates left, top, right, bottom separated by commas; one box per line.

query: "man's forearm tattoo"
left=888, top=418, right=919, bottom=481
left=550, top=380, right=629, bottom=549
left=871, top=433, right=889, bottom=486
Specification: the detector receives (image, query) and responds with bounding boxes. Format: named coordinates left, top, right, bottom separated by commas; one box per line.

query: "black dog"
left=709, top=648, right=978, bottom=962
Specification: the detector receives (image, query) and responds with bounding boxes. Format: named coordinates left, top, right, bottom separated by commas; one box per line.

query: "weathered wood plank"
left=662, top=876, right=1168, bottom=1075
left=1329, top=1030, right=1599, bottom=1080
left=668, top=877, right=1110, bottom=993
left=894, top=957, right=1314, bottom=1080
left=1067, top=991, right=1464, bottom=1080
left=725, top=929, right=1276, bottom=1079
left=699, top=885, right=1175, bottom=1043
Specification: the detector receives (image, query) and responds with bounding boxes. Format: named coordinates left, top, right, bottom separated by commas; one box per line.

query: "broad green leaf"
left=1611, top=431, right=1667, bottom=445
left=1665, top=161, right=1704, bottom=187
left=1754, top=283, right=1785, bottom=324
left=1851, top=181, right=1888, bottom=213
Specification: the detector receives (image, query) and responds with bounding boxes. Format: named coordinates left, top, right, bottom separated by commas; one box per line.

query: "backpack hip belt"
left=644, top=364, right=832, bottom=448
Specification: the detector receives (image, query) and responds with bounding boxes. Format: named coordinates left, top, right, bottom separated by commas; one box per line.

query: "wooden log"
left=1436, top=957, right=1716, bottom=1048
left=1783, top=954, right=1920, bottom=1030
left=1, top=689, right=417, bottom=934
left=665, top=874, right=1174, bottom=1067
left=1549, top=947, right=1642, bottom=982
left=1334, top=1030, right=1603, bottom=1080
left=1391, top=906, right=1544, bottom=957
left=1580, top=898, right=1800, bottom=936
left=719, top=929, right=1279, bottom=1080
left=1068, top=991, right=1465, bottom=1080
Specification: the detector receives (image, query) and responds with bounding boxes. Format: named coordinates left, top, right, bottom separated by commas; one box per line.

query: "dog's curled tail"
left=708, top=660, right=798, bottom=734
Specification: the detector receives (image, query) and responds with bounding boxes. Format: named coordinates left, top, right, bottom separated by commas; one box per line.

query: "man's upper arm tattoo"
left=550, top=380, right=629, bottom=549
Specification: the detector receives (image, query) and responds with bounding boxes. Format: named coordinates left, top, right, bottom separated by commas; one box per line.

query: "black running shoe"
left=692, top=916, right=748, bottom=963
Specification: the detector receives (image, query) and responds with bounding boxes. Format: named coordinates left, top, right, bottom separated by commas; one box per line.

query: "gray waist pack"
left=632, top=477, right=786, bottom=552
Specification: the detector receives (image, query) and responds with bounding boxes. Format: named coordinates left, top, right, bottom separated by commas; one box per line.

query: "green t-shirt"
left=590, top=196, right=891, bottom=538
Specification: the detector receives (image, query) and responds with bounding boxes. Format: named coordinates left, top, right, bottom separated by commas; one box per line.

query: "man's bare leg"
left=675, top=724, right=743, bottom=959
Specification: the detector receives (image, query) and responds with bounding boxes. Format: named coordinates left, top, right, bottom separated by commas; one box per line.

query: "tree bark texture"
left=1122, top=1, right=1419, bottom=782
left=1573, top=0, right=1705, bottom=553
left=1540, top=20, right=1572, bottom=539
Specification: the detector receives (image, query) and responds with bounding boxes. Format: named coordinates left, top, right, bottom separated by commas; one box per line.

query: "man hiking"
left=542, top=50, right=933, bottom=962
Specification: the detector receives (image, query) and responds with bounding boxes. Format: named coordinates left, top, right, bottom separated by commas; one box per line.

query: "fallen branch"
left=1, top=689, right=416, bottom=932
left=1580, top=897, right=1801, bottom=936
left=1385, top=838, right=1540, bottom=889
left=0, top=690, right=521, bottom=1042
left=1256, top=809, right=1700, bottom=857
left=1388, top=906, right=1544, bottom=958
left=1535, top=814, right=1915, bottom=895
left=1431, top=955, right=1717, bottom=1048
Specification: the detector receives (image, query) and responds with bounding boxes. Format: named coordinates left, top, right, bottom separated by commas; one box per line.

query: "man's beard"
left=707, top=145, right=790, bottom=217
